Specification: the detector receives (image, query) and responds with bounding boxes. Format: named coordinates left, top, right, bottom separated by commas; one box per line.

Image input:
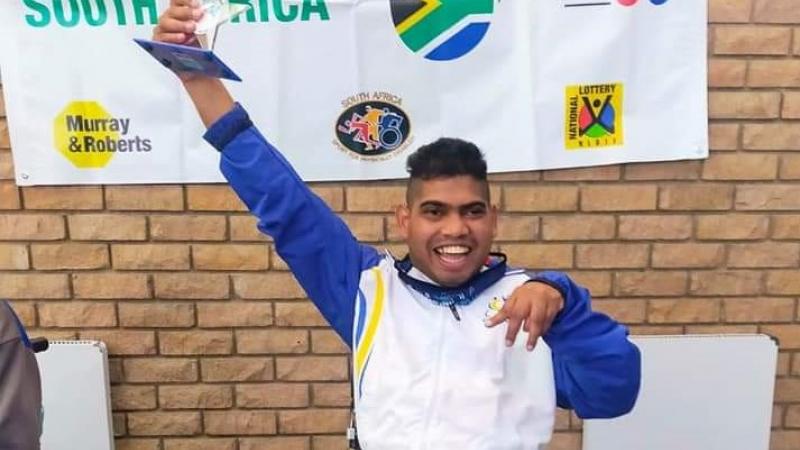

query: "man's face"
left=396, top=175, right=497, bottom=287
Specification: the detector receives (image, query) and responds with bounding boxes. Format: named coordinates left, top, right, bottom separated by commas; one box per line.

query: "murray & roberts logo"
left=565, top=83, right=624, bottom=150
left=54, top=101, right=152, bottom=169
left=334, top=92, right=413, bottom=161
left=391, top=0, right=497, bottom=61
left=561, top=0, right=670, bottom=8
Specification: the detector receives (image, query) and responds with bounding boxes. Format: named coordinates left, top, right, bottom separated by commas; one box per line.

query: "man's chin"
left=414, top=256, right=481, bottom=287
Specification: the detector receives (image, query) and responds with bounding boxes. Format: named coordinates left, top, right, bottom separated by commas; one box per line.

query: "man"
left=153, top=2, right=641, bottom=447
left=0, top=301, right=43, bottom=449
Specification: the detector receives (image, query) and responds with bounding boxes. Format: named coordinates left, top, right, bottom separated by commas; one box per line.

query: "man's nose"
left=441, top=213, right=468, bottom=237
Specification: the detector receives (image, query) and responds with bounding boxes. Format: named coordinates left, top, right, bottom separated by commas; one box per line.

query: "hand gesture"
left=486, top=281, right=564, bottom=351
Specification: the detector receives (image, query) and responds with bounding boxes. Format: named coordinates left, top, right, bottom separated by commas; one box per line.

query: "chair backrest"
left=36, top=341, right=114, bottom=450
left=582, top=334, right=778, bottom=450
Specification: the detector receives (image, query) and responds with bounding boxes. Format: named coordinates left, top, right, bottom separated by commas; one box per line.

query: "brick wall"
left=1, top=0, right=799, bottom=448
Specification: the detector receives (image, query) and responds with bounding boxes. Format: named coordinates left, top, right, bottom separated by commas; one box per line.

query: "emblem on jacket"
left=484, top=296, right=506, bottom=321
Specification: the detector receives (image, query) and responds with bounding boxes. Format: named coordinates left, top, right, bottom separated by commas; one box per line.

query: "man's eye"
left=465, top=207, right=486, bottom=217
left=422, top=208, right=442, bottom=216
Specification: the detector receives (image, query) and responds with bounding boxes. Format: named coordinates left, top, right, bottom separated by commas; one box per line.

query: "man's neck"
left=394, top=253, right=508, bottom=306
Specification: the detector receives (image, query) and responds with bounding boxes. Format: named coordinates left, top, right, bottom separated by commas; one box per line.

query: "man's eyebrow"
left=418, top=200, right=447, bottom=208
left=460, top=201, right=488, bottom=209
left=416, top=200, right=487, bottom=209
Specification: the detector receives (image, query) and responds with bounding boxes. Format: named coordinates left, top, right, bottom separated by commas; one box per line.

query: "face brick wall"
left=1, top=1, right=799, bottom=448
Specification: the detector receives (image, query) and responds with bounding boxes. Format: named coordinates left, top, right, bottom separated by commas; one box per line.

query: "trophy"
left=134, top=0, right=250, bottom=81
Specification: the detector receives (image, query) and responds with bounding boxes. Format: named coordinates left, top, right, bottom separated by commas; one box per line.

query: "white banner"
left=0, top=0, right=707, bottom=186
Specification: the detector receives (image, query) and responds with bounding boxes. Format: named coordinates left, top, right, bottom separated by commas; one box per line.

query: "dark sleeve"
left=0, top=302, right=42, bottom=449
left=530, top=271, right=642, bottom=419
left=204, top=104, right=380, bottom=344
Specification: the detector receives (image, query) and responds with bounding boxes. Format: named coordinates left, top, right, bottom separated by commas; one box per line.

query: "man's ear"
left=491, top=203, right=498, bottom=238
left=395, top=204, right=411, bottom=239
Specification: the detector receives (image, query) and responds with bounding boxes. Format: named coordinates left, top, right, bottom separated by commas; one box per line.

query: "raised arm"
left=204, top=104, right=379, bottom=343
left=153, top=1, right=379, bottom=343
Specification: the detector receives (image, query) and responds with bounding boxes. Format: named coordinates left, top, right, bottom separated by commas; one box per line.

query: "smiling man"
left=399, top=140, right=497, bottom=289
left=153, top=2, right=641, bottom=448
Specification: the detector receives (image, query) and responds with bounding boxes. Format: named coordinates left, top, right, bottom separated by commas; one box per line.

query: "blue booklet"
left=134, top=38, right=241, bottom=82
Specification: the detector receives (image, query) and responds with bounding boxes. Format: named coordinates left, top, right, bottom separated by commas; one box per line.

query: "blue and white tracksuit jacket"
left=205, top=104, right=641, bottom=449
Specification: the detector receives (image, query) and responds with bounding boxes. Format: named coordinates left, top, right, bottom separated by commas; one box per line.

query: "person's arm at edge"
left=181, top=77, right=379, bottom=344
left=0, top=302, right=42, bottom=449
left=530, top=271, right=641, bottom=419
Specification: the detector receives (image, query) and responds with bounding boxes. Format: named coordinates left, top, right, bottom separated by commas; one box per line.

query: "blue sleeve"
left=531, top=271, right=641, bottom=419
left=204, top=104, right=380, bottom=344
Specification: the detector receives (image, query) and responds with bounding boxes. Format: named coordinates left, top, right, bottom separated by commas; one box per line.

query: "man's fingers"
left=505, top=318, right=523, bottom=347
left=166, top=5, right=198, bottom=21
left=522, top=301, right=545, bottom=333
left=525, top=321, right=542, bottom=352
left=159, top=15, right=197, bottom=35
left=486, top=294, right=517, bottom=327
left=524, top=306, right=547, bottom=351
left=153, top=31, right=193, bottom=44
left=485, top=309, right=508, bottom=327
left=153, top=2, right=204, bottom=43
left=541, top=302, right=560, bottom=335
left=172, top=0, right=199, bottom=7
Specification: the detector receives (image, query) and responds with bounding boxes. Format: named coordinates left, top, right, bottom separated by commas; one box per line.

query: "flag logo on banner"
left=334, top=92, right=413, bottom=160
left=390, top=0, right=495, bottom=61
left=564, top=83, right=624, bottom=150
left=53, top=101, right=152, bottom=168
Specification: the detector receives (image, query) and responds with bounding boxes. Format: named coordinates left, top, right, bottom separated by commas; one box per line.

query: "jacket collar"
left=393, top=253, right=508, bottom=306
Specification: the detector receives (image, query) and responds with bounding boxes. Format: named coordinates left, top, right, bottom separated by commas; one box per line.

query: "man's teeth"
left=436, top=245, right=469, bottom=255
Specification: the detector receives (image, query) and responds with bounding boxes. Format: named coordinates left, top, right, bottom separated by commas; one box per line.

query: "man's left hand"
left=485, top=281, right=564, bottom=351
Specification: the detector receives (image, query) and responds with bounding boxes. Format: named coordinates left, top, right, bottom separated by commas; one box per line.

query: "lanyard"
left=3, top=300, right=32, bottom=349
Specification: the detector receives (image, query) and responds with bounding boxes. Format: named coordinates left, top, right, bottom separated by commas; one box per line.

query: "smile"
left=434, top=245, right=471, bottom=255
left=433, top=245, right=472, bottom=268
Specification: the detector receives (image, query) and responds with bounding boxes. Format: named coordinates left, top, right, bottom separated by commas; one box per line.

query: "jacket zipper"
left=448, top=303, right=461, bottom=321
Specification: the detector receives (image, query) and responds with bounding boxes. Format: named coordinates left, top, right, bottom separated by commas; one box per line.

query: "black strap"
left=347, top=354, right=360, bottom=449
left=3, top=301, right=31, bottom=349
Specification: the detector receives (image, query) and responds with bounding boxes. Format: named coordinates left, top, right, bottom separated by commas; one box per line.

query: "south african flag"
left=390, top=0, right=495, bottom=61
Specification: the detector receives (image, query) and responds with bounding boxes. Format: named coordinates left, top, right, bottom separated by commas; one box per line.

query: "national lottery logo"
left=390, top=0, right=497, bottom=61
left=53, top=101, right=152, bottom=169
left=562, top=0, right=670, bottom=7
left=334, top=92, right=413, bottom=160
left=564, top=83, right=624, bottom=150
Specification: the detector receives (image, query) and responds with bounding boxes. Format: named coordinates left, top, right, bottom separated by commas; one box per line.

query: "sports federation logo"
left=565, top=83, right=624, bottom=150
left=391, top=0, right=496, bottom=61
left=334, top=92, right=413, bottom=159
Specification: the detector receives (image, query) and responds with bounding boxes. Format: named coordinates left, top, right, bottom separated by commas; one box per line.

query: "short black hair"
left=407, top=137, right=487, bottom=180
left=405, top=138, right=489, bottom=203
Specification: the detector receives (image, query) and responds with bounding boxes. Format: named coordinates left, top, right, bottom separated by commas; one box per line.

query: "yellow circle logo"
left=54, top=101, right=119, bottom=168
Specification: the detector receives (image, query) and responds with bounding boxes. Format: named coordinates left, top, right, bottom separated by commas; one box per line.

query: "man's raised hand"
left=153, top=0, right=203, bottom=44
left=486, top=281, right=564, bottom=352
